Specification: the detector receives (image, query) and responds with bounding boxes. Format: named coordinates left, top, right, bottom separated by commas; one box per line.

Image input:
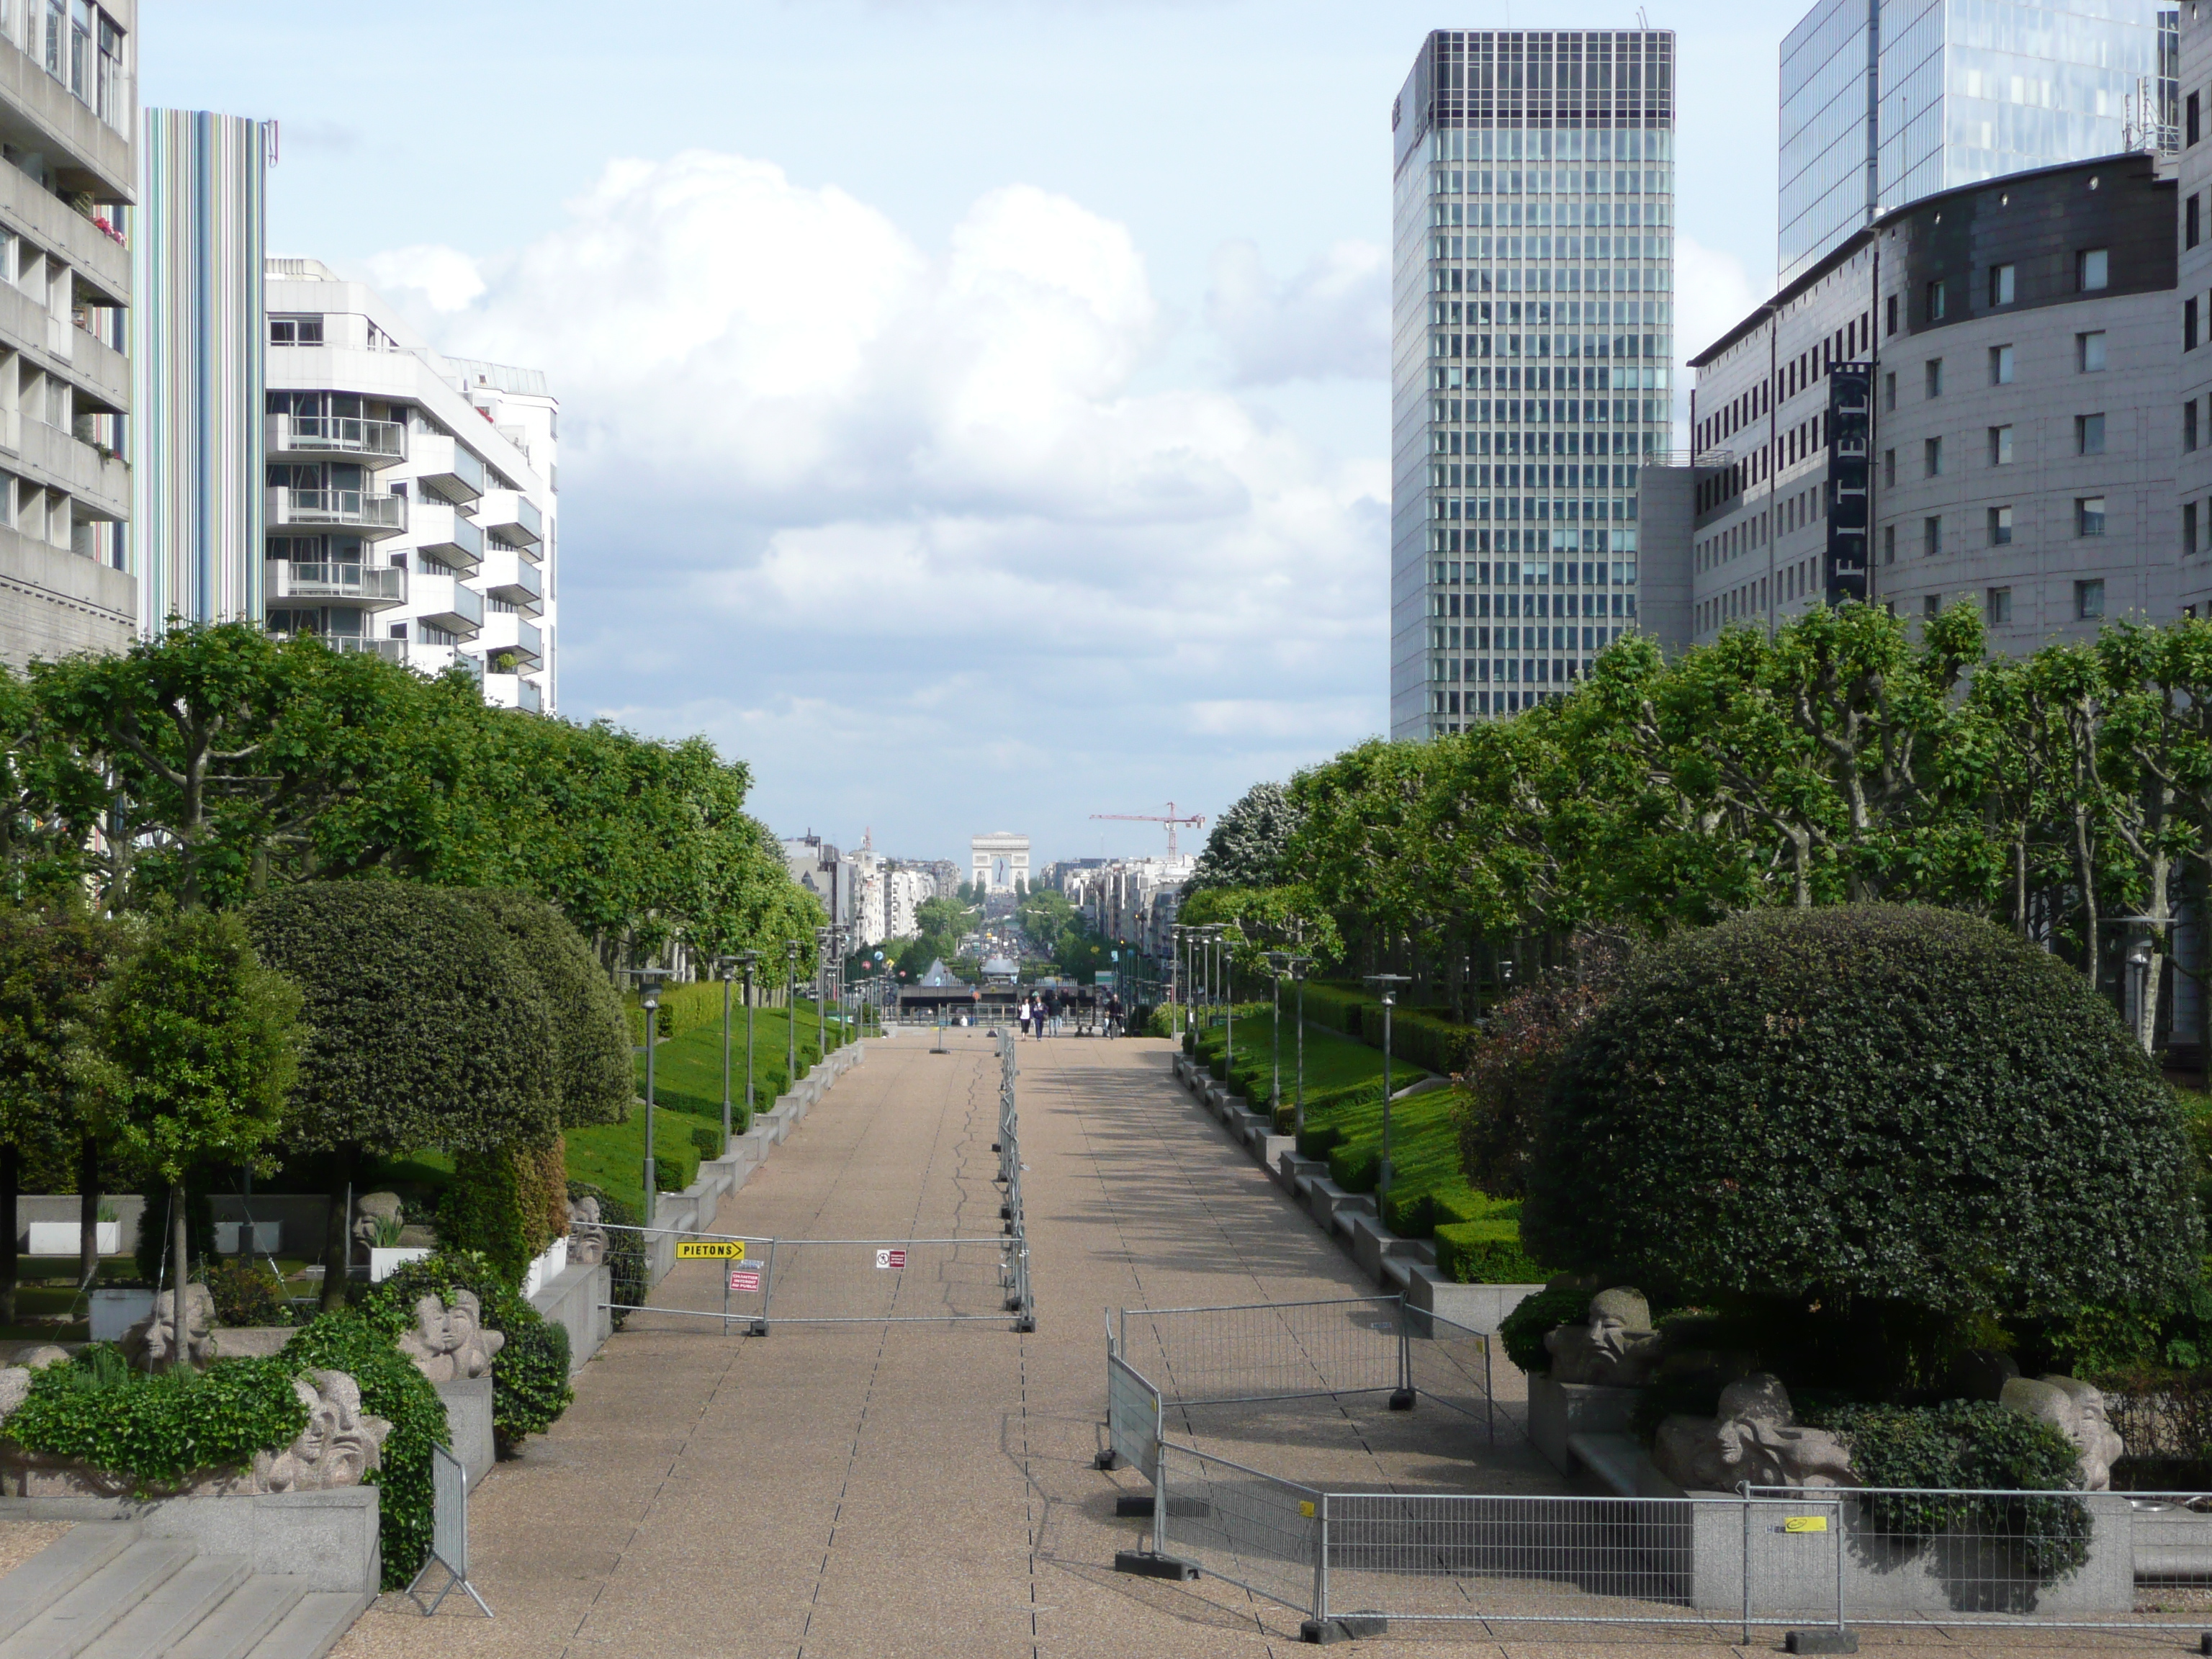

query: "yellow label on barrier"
left=1298, top=1501, right=1316, bottom=1519
left=675, top=1241, right=747, bottom=1260
left=1784, top=1516, right=1828, bottom=1534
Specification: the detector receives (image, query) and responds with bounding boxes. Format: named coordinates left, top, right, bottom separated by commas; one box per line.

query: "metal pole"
left=1380, top=993, right=1393, bottom=1211
left=786, top=948, right=798, bottom=1084
left=1225, top=953, right=1234, bottom=1073
left=644, top=999, right=658, bottom=1230
left=720, top=971, right=732, bottom=1150
left=1270, top=964, right=1280, bottom=1115
left=1740, top=1483, right=1752, bottom=1646
left=744, top=965, right=755, bottom=1129
left=1316, top=1491, right=1330, bottom=1623
left=1295, top=974, right=1306, bottom=1139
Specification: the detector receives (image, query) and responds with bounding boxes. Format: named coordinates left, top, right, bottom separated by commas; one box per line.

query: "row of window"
left=1428, top=299, right=1671, bottom=327
left=1884, top=498, right=2106, bottom=562
left=1880, top=415, right=2109, bottom=482
left=1429, top=167, right=1668, bottom=197
left=1911, top=582, right=2102, bottom=626
left=1910, top=249, right=2108, bottom=332
left=1429, top=464, right=1642, bottom=490
left=1699, top=560, right=1824, bottom=634
left=1430, top=588, right=1637, bottom=620
left=1885, top=333, right=2105, bottom=410
left=1697, top=310, right=1874, bottom=452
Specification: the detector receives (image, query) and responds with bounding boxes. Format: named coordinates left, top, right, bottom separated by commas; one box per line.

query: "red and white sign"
left=729, top=1267, right=760, bottom=1293
left=875, top=1249, right=906, bottom=1270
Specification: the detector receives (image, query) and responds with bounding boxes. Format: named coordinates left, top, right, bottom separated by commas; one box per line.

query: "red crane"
left=1089, top=802, right=1207, bottom=858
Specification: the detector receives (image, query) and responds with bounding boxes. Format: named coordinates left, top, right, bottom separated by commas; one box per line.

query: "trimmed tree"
left=444, top=889, right=630, bottom=1127
left=1187, top=782, right=1303, bottom=895
left=244, top=884, right=557, bottom=1308
left=84, top=910, right=302, bottom=1309
left=1523, top=904, right=2201, bottom=1388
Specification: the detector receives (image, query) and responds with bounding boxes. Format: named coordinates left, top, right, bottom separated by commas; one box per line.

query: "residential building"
left=1689, top=151, right=2177, bottom=653
left=0, top=1, right=135, bottom=665
left=1069, top=855, right=1192, bottom=965
left=969, top=831, right=1029, bottom=895
left=262, top=260, right=556, bottom=711
left=781, top=833, right=853, bottom=931
left=135, top=109, right=263, bottom=634
left=1780, top=0, right=2177, bottom=287
left=1390, top=27, right=1679, bottom=737
left=883, top=866, right=935, bottom=940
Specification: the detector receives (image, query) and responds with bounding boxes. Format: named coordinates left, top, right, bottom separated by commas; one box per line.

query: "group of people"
left=1016, top=989, right=1126, bottom=1039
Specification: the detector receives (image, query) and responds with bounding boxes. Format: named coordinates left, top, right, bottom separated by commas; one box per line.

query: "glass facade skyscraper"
left=1390, top=29, right=1676, bottom=739
left=1780, top=0, right=2177, bottom=287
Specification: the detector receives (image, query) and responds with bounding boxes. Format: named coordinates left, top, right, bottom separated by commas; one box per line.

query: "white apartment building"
left=1073, top=855, right=1192, bottom=964
left=262, top=259, right=555, bottom=712
left=884, top=866, right=935, bottom=940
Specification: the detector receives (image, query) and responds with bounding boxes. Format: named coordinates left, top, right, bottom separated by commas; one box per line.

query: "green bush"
left=450, top=890, right=631, bottom=1128
left=1388, top=1008, right=1477, bottom=1075
left=690, top=1124, right=723, bottom=1161
left=363, top=1250, right=572, bottom=1449
left=493, top=1318, right=573, bottom=1448
left=284, top=1310, right=448, bottom=1590
left=1499, top=1285, right=1590, bottom=1375
left=571, top=1182, right=647, bottom=1331
left=439, top=1148, right=533, bottom=1288
left=1300, top=982, right=1367, bottom=1038
left=206, top=1259, right=290, bottom=1327
left=1436, top=1218, right=1547, bottom=1285
left=3, top=1346, right=308, bottom=1495
left=132, top=1181, right=213, bottom=1285
left=652, top=1154, right=690, bottom=1195
left=1526, top=907, right=2202, bottom=1334
left=1145, top=1004, right=1177, bottom=1039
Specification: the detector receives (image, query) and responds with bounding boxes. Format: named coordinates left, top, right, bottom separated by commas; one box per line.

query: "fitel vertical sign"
left=1825, top=362, right=1872, bottom=604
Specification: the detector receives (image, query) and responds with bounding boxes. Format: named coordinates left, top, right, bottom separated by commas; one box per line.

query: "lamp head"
left=631, top=966, right=672, bottom=1010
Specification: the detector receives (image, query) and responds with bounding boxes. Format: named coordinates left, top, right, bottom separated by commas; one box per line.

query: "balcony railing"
left=268, top=560, right=405, bottom=606
left=487, top=559, right=543, bottom=613
left=270, top=632, right=405, bottom=664
left=474, top=490, right=543, bottom=548
left=266, top=487, right=406, bottom=537
left=269, top=414, right=406, bottom=466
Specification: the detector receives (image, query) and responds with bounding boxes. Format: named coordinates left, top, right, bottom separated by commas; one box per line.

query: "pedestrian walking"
left=1018, top=995, right=1033, bottom=1038
left=1107, top=993, right=1124, bottom=1039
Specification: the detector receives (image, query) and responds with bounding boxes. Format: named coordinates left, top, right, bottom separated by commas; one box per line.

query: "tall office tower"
left=263, top=261, right=557, bottom=713
left=1781, top=0, right=2177, bottom=288
left=0, top=2, right=135, bottom=666
left=133, top=110, right=266, bottom=632
left=1390, top=28, right=1678, bottom=739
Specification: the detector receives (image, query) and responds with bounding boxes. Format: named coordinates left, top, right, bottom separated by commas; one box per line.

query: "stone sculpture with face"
left=567, top=1195, right=608, bottom=1267
left=2000, top=1374, right=2126, bottom=1491
left=1545, top=1287, right=1665, bottom=1387
left=124, top=1282, right=217, bottom=1370
left=250, top=1370, right=393, bottom=1493
left=395, top=1287, right=507, bottom=1382
left=1653, top=1372, right=1861, bottom=1491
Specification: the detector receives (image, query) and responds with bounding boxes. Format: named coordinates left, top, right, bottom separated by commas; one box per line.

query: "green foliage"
left=283, top=1309, right=447, bottom=1589
left=246, top=884, right=557, bottom=1159
left=85, top=909, right=301, bottom=1188
left=132, top=1181, right=212, bottom=1285
left=1524, top=906, right=2203, bottom=1321
left=492, top=1318, right=573, bottom=1447
left=439, top=1148, right=534, bottom=1288
left=1500, top=1285, right=1591, bottom=1375
left=1187, top=781, right=1304, bottom=894
left=1143, top=1003, right=1177, bottom=1038
left=450, top=890, right=631, bottom=1128
left=691, top=1124, right=722, bottom=1161
left=5, top=1349, right=309, bottom=1494
left=570, top=1182, right=648, bottom=1332
left=0, top=904, right=116, bottom=1159
left=1457, top=955, right=1624, bottom=1200
left=652, top=1154, right=689, bottom=1196
left=363, top=1249, right=573, bottom=1449
left=206, top=1259, right=290, bottom=1327
left=1435, top=1217, right=1547, bottom=1285
left=1803, top=1399, right=2092, bottom=1586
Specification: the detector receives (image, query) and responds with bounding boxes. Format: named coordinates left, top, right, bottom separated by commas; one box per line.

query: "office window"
left=1989, top=263, right=2015, bottom=305
left=2077, top=413, right=2106, bottom=456
left=1925, top=436, right=1943, bottom=477
left=268, top=315, right=324, bottom=346
left=1883, top=448, right=1896, bottom=486
left=1884, top=371, right=1897, bottom=410
left=2079, top=249, right=2109, bottom=291
left=2190, top=399, right=2201, bottom=454
left=2188, top=500, right=2200, bottom=555
left=1928, top=279, right=1947, bottom=320
left=2078, top=331, right=2108, bottom=372
left=1989, top=505, right=2013, bottom=546
left=2076, top=578, right=2105, bottom=619
left=1986, top=587, right=2011, bottom=626
left=1989, top=344, right=2014, bottom=385
left=1923, top=593, right=1941, bottom=618
left=2193, top=297, right=2203, bottom=351
left=2193, top=194, right=2204, bottom=250
left=1925, top=359, right=1943, bottom=397
left=1882, top=523, right=1896, bottom=565
left=1990, top=423, right=2014, bottom=465
left=2077, top=496, right=2107, bottom=537
left=1885, top=294, right=1898, bottom=336
left=2194, top=91, right=2204, bottom=147
left=1923, top=515, right=1942, bottom=557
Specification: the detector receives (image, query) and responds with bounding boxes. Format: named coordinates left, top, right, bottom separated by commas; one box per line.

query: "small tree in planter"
left=1524, top=904, right=2203, bottom=1398
left=84, top=909, right=302, bottom=1320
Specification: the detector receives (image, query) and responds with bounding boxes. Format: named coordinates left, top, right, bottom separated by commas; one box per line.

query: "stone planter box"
left=436, top=1376, right=494, bottom=1488
left=1527, top=1371, right=1646, bottom=1479
left=521, top=1236, right=569, bottom=1299
left=1406, top=1269, right=1545, bottom=1334
left=24, top=1221, right=119, bottom=1256
left=368, top=1246, right=433, bottom=1282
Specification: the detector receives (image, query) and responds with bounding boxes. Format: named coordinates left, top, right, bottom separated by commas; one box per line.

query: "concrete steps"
left=0, top=1523, right=365, bottom=1659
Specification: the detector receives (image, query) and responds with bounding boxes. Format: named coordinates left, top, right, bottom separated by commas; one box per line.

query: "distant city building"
left=1068, top=855, right=1192, bottom=964
left=883, top=866, right=936, bottom=940
left=781, top=832, right=853, bottom=931
left=0, top=2, right=137, bottom=665
left=969, top=831, right=1030, bottom=895
left=1779, top=0, right=2176, bottom=288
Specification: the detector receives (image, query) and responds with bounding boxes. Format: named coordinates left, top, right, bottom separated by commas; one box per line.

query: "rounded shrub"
left=446, top=889, right=631, bottom=1128
left=1523, top=905, right=2201, bottom=1323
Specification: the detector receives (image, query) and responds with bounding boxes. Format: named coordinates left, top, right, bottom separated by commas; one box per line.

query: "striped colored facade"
left=131, top=109, right=266, bottom=633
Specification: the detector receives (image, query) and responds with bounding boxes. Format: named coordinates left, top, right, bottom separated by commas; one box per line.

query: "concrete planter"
left=1527, top=1371, right=1646, bottom=1478
left=88, top=1288, right=153, bottom=1342
left=521, top=1235, right=569, bottom=1299
left=211, top=1220, right=281, bottom=1256
left=24, top=1221, right=119, bottom=1256
left=1405, top=1269, right=1545, bottom=1334
left=436, top=1376, right=495, bottom=1488
left=368, top=1246, right=433, bottom=1282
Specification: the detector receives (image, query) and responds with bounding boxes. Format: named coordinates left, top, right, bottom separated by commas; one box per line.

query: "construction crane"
left=1089, top=802, right=1207, bottom=858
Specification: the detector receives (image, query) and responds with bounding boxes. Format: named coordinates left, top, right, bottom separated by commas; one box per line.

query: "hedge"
left=451, top=890, right=630, bottom=1128
left=1435, top=1218, right=1547, bottom=1285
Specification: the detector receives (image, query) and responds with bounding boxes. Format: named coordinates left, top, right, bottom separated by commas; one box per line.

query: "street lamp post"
left=1266, top=952, right=1285, bottom=1115
left=632, top=968, right=673, bottom=1227
left=784, top=939, right=801, bottom=1085
left=1285, top=954, right=1313, bottom=1139
left=729, top=950, right=760, bottom=1136
left=1364, top=973, right=1412, bottom=1215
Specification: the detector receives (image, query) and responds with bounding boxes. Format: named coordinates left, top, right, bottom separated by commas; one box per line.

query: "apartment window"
left=1882, top=523, right=1896, bottom=565
left=2189, top=500, right=2200, bottom=555
left=1924, top=436, right=1943, bottom=477
left=1885, top=293, right=1898, bottom=336
left=1990, top=423, right=2015, bottom=465
left=1883, top=371, right=1897, bottom=410
left=1927, top=279, right=1947, bottom=320
left=1989, top=344, right=2014, bottom=385
left=1989, top=504, right=2013, bottom=546
left=1986, top=586, right=2013, bottom=626
left=269, top=315, right=324, bottom=346
left=2077, top=496, right=2107, bottom=537
left=2077, top=413, right=2106, bottom=456
left=2193, top=297, right=2203, bottom=351
left=1989, top=263, right=2015, bottom=305
left=2078, top=331, right=2108, bottom=372
left=2190, top=399, right=2202, bottom=454
left=2076, top=578, right=2105, bottom=619
left=1883, top=447, right=1897, bottom=486
left=2079, top=248, right=2110, bottom=291
left=2194, top=91, right=2205, bottom=147
left=1923, top=593, right=1941, bottom=618
left=1924, top=515, right=1943, bottom=557
left=1925, top=359, right=1943, bottom=397
left=2193, top=195, right=2204, bottom=250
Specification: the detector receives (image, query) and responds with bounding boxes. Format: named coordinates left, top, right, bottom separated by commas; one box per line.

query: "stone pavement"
left=331, top=1033, right=2205, bottom=1658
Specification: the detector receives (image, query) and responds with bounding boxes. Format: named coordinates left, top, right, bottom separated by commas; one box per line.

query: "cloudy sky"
left=148, top=1, right=1781, bottom=868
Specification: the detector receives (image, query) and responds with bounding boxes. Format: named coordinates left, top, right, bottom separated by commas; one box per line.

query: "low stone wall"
left=531, top=1259, right=611, bottom=1377
left=0, top=1488, right=382, bottom=1596
left=436, top=1376, right=494, bottom=1490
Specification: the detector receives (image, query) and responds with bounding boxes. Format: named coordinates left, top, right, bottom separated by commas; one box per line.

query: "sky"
left=145, top=0, right=1782, bottom=870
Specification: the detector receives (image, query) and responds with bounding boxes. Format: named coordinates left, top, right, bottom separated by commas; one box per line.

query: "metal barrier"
left=408, top=1444, right=493, bottom=1617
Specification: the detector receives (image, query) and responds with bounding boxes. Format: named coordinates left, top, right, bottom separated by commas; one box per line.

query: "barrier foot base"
left=747, top=1319, right=768, bottom=1336
left=992, top=1143, right=1001, bottom=1151
left=1094, top=1449, right=1119, bottom=1470
left=1014, top=1313, right=1036, bottom=1333
left=2200, top=1636, right=2212, bottom=1658
left=1114, top=1494, right=1153, bottom=1517
left=1114, top=1550, right=1197, bottom=1582
left=1113, top=1495, right=1213, bottom=1519
left=1388, top=1388, right=1416, bottom=1411
left=1784, top=1632, right=1857, bottom=1655
left=1302, top=1617, right=1385, bottom=1644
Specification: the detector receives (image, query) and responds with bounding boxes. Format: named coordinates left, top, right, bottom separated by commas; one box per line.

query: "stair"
left=0, top=1524, right=367, bottom=1659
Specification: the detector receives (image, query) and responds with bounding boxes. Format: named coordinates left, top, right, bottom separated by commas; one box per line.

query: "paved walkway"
left=333, top=1033, right=2198, bottom=1658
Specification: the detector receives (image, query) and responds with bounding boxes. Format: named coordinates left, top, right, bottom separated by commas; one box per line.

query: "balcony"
left=413, top=572, right=485, bottom=639
left=473, top=490, right=542, bottom=549
left=410, top=503, right=485, bottom=573
left=413, top=435, right=485, bottom=504
left=266, top=559, right=405, bottom=611
left=485, top=618, right=543, bottom=671
left=269, top=413, right=406, bottom=469
left=271, top=632, right=405, bottom=665
left=483, top=670, right=544, bottom=714
left=266, top=487, right=406, bottom=540
left=485, top=559, right=543, bottom=616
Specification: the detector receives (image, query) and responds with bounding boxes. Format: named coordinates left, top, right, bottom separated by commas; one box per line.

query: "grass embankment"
left=1190, top=1008, right=1544, bottom=1283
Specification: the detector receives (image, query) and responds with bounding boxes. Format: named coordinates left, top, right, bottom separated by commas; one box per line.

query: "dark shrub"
left=1456, top=952, right=1623, bottom=1199
left=1499, top=1285, right=1591, bottom=1375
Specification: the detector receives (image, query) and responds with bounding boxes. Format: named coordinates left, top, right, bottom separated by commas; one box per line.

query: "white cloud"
left=382, top=152, right=1388, bottom=853
left=1671, top=233, right=1760, bottom=446
left=1205, top=238, right=1388, bottom=385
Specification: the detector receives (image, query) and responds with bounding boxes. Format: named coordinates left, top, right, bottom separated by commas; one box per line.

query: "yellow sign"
left=1784, top=1516, right=1828, bottom=1534
left=675, top=1241, right=747, bottom=1260
left=1298, top=1501, right=1316, bottom=1519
